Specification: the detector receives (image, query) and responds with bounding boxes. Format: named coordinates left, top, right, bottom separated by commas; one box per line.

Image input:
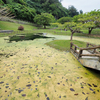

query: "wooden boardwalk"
left=70, top=42, right=100, bottom=71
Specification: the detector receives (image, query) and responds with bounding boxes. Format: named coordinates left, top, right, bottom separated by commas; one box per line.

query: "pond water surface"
left=0, top=34, right=100, bottom=100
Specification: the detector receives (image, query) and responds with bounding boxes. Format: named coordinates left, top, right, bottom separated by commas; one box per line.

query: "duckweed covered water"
left=0, top=34, right=100, bottom=100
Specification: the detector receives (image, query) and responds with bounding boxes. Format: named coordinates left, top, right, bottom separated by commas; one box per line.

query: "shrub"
left=18, top=25, right=24, bottom=31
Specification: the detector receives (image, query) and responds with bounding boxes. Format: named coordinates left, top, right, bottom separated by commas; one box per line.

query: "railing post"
left=93, top=48, right=96, bottom=53
left=99, top=56, right=100, bottom=62
left=78, top=49, right=83, bottom=59
left=86, top=43, right=89, bottom=47
left=74, top=46, right=77, bottom=53
left=70, top=42, right=73, bottom=50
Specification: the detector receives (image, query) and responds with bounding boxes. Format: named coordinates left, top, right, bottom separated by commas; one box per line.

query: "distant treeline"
left=0, top=0, right=83, bottom=22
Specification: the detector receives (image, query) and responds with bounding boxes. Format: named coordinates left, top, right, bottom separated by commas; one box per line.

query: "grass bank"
left=0, top=21, right=37, bottom=31
left=46, top=40, right=87, bottom=51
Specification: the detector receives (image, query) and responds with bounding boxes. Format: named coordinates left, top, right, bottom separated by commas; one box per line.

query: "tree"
left=79, top=10, right=83, bottom=14
left=57, top=17, right=72, bottom=24
left=0, top=0, right=4, bottom=5
left=64, top=22, right=82, bottom=41
left=78, top=10, right=100, bottom=35
left=8, top=3, right=36, bottom=21
left=34, top=13, right=55, bottom=29
left=68, top=5, right=79, bottom=17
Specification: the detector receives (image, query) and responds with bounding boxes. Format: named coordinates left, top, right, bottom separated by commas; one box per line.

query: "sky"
left=61, top=0, right=100, bottom=13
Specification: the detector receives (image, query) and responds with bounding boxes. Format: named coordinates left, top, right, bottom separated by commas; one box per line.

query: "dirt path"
left=0, top=35, right=100, bottom=100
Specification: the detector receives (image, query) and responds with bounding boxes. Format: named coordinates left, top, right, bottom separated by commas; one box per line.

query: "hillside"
left=0, top=0, right=79, bottom=22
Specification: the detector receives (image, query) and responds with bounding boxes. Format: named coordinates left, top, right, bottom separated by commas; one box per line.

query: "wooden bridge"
left=70, top=42, right=100, bottom=71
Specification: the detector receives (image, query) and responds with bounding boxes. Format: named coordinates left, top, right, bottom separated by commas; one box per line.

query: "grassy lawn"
left=0, top=20, right=100, bottom=39
left=46, top=40, right=87, bottom=51
left=0, top=21, right=37, bottom=31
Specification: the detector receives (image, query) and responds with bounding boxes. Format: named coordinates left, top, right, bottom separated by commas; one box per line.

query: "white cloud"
left=61, top=0, right=100, bottom=13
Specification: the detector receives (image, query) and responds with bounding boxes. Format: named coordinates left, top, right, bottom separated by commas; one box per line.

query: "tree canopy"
left=34, top=13, right=55, bottom=28
left=57, top=17, right=72, bottom=24
left=78, top=10, right=100, bottom=35
left=68, top=5, right=79, bottom=17
left=64, top=22, right=82, bottom=40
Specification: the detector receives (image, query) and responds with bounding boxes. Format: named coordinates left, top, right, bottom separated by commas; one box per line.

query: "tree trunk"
left=44, top=25, right=46, bottom=29
left=70, top=32, right=74, bottom=41
left=88, top=28, right=93, bottom=35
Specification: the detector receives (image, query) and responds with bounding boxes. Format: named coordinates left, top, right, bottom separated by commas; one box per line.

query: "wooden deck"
left=70, top=42, right=100, bottom=71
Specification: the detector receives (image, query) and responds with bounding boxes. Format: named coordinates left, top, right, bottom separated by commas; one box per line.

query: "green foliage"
left=64, top=22, right=83, bottom=40
left=50, top=23, right=59, bottom=27
left=78, top=10, right=100, bottom=34
left=1, top=0, right=70, bottom=21
left=73, top=15, right=80, bottom=23
left=6, top=0, right=13, bottom=4
left=68, top=5, right=79, bottom=17
left=34, top=13, right=55, bottom=28
left=79, top=10, right=83, bottom=14
left=57, top=17, right=72, bottom=24
left=64, top=22, right=82, bottom=31
left=8, top=3, right=36, bottom=21
left=0, top=0, right=4, bottom=5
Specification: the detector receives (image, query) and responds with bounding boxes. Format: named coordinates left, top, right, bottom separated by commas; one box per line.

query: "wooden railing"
left=70, top=42, right=100, bottom=62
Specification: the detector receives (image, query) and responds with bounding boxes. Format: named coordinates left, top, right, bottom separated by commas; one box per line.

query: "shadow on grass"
left=9, top=33, right=54, bottom=42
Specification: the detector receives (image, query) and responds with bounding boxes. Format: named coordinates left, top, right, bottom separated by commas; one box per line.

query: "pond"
left=0, top=34, right=100, bottom=100
left=9, top=33, right=54, bottom=42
